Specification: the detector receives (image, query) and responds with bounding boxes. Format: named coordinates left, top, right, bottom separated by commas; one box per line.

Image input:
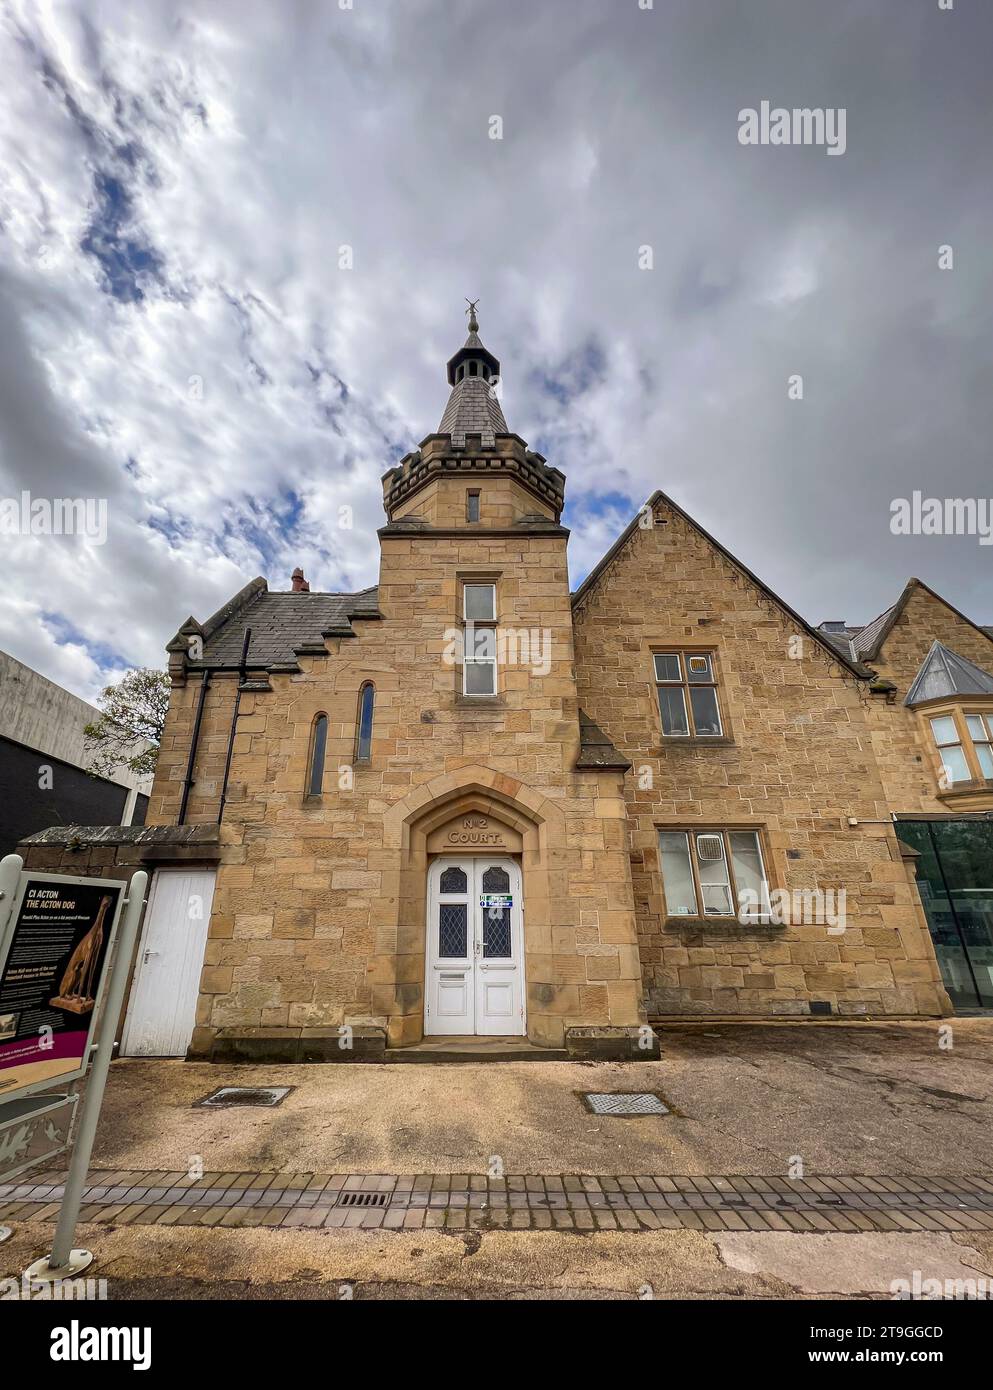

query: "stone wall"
left=572, top=500, right=950, bottom=1019
left=146, top=489, right=645, bottom=1051
left=391, top=472, right=554, bottom=529
left=147, top=674, right=239, bottom=827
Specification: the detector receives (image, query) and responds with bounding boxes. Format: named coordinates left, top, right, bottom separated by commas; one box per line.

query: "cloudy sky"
left=0, top=0, right=990, bottom=702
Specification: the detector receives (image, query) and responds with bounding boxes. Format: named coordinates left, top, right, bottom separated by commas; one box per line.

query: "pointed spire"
left=439, top=301, right=508, bottom=448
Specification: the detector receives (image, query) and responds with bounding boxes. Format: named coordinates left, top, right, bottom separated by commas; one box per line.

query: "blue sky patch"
left=80, top=170, right=164, bottom=302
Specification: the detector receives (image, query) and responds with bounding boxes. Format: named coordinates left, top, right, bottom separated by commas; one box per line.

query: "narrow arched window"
left=355, top=683, right=375, bottom=762
left=308, top=714, right=328, bottom=796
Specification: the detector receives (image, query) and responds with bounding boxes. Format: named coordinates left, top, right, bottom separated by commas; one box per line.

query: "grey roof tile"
left=438, top=375, right=508, bottom=448
left=817, top=629, right=858, bottom=662
left=852, top=605, right=896, bottom=659
left=192, top=586, right=380, bottom=670
left=905, top=640, right=993, bottom=707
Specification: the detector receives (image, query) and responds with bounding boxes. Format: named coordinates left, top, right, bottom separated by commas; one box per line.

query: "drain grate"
left=194, top=1086, right=292, bottom=1109
left=333, top=1191, right=389, bottom=1209
left=582, top=1092, right=669, bottom=1116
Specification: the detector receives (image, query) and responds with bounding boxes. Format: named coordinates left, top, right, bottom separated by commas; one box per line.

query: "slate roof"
left=905, top=640, right=993, bottom=707
left=181, top=583, right=381, bottom=671
left=843, top=579, right=993, bottom=666
left=438, top=313, right=508, bottom=448
left=816, top=626, right=861, bottom=662
left=438, top=374, right=509, bottom=448
left=851, top=605, right=897, bottom=660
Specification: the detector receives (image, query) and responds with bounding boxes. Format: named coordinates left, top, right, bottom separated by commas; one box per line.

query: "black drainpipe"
left=217, top=628, right=252, bottom=825
left=177, top=670, right=211, bottom=826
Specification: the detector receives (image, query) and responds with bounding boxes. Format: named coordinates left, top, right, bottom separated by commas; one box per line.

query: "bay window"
left=928, top=708, right=993, bottom=787
left=965, top=713, right=993, bottom=779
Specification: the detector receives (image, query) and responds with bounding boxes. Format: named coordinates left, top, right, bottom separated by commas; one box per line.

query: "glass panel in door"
left=438, top=904, right=468, bottom=958
left=482, top=905, right=512, bottom=958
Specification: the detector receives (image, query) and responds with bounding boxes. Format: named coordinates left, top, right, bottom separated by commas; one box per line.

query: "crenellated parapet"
left=382, top=432, right=565, bottom=522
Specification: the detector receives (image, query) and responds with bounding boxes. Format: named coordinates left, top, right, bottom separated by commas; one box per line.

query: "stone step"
left=384, top=1041, right=569, bottom=1063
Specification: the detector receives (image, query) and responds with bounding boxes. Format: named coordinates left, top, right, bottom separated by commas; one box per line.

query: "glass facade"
left=898, top=819, right=993, bottom=1010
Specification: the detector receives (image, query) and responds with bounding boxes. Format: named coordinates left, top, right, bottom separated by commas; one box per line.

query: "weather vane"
left=465, top=297, right=480, bottom=332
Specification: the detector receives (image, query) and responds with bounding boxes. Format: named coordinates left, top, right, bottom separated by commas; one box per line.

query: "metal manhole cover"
left=194, top=1086, right=293, bottom=1109
left=334, top=1191, right=389, bottom=1209
left=582, top=1092, right=669, bottom=1116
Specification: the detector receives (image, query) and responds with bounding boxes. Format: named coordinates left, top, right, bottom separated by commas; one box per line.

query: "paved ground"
left=72, top=1019, right=993, bottom=1176
left=2, top=1020, right=991, bottom=1299
left=5, top=1170, right=993, bottom=1233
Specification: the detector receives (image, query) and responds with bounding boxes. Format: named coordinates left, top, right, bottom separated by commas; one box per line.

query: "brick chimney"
left=291, top=567, right=310, bottom=593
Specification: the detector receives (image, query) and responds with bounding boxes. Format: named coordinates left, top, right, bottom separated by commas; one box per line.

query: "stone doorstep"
left=205, top=1025, right=659, bottom=1064
left=384, top=1042, right=569, bottom=1062
left=208, top=1026, right=386, bottom=1064
left=565, top=1026, right=661, bottom=1061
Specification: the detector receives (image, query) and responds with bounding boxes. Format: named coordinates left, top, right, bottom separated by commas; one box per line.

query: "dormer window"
left=906, top=641, right=993, bottom=792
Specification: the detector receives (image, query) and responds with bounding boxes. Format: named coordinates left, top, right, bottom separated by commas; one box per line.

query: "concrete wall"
left=0, top=648, right=153, bottom=804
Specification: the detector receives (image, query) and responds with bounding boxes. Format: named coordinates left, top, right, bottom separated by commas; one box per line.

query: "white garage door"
left=121, top=869, right=215, bottom=1057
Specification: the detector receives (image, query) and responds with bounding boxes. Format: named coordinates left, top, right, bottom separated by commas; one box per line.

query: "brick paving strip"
left=3, top=1172, right=993, bottom=1234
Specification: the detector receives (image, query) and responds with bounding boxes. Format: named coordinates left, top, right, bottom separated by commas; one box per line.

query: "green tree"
left=83, top=668, right=170, bottom=780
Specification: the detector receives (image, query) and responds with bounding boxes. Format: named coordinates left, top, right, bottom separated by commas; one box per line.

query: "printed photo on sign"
left=0, top=878, right=123, bottom=1096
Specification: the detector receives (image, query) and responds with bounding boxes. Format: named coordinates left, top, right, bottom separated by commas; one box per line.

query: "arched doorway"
left=381, top=766, right=565, bottom=1047
left=424, top=856, right=525, bottom=1036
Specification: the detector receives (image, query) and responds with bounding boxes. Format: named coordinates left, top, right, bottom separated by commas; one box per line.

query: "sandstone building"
left=20, top=312, right=993, bottom=1056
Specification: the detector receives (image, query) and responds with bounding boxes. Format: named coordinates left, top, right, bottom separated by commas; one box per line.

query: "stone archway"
left=378, top=767, right=566, bottom=1047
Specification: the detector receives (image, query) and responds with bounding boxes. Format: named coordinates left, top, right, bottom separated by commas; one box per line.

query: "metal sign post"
left=0, top=855, right=24, bottom=1246
left=24, top=871, right=148, bottom=1281
left=0, top=854, right=23, bottom=952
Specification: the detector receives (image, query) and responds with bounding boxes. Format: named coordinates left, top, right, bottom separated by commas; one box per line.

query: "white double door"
left=425, top=857, right=525, bottom=1036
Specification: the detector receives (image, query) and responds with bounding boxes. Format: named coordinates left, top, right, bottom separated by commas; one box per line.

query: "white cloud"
left=0, top=0, right=990, bottom=701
